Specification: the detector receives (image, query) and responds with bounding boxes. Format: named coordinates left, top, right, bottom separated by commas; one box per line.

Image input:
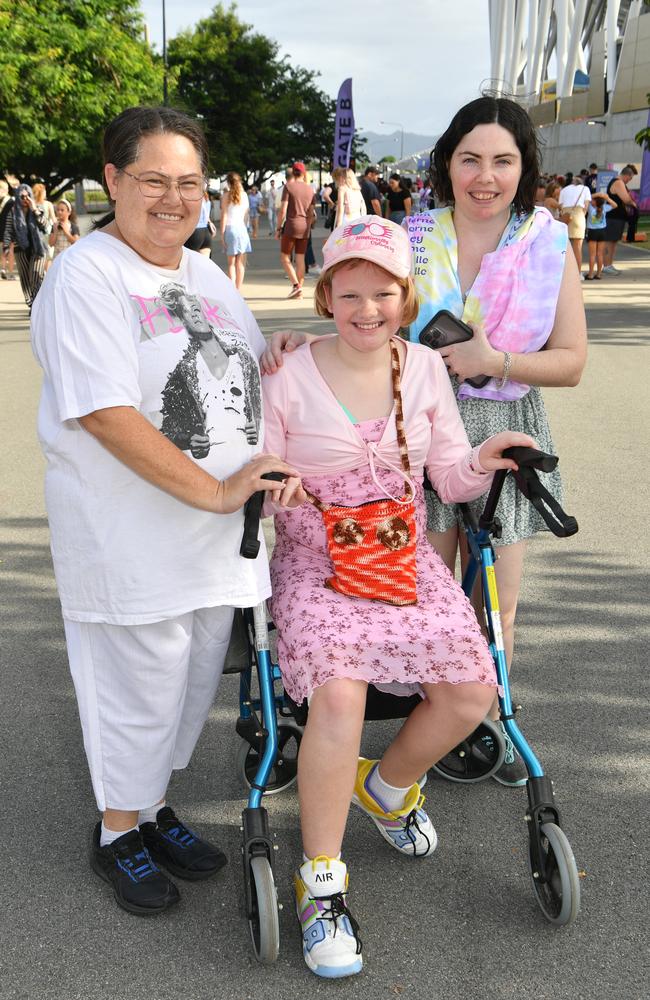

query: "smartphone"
left=418, top=309, right=490, bottom=389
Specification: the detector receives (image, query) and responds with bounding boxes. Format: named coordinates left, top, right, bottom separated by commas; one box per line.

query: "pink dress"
left=263, top=340, right=497, bottom=704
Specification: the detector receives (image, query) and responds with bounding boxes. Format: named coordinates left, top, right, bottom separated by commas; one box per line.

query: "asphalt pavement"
left=0, top=221, right=648, bottom=1000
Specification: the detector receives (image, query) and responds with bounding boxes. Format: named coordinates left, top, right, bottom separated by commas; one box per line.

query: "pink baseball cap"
left=321, top=216, right=411, bottom=280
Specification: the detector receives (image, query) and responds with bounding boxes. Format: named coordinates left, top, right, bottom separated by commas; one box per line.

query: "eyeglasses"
left=121, top=170, right=207, bottom=201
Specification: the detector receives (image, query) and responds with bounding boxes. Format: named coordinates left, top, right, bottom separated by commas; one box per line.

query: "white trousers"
left=63, top=605, right=235, bottom=812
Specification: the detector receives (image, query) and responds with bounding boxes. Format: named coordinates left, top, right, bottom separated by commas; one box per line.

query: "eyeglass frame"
left=120, top=169, right=208, bottom=201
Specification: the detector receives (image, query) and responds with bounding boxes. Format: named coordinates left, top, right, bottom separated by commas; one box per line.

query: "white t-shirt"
left=558, top=184, right=591, bottom=211
left=31, top=231, right=270, bottom=624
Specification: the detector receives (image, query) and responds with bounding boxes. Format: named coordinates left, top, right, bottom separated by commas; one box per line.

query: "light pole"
left=380, top=120, right=404, bottom=161
left=162, top=0, right=168, bottom=105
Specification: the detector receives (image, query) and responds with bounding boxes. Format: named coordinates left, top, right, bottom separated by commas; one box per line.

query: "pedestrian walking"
left=184, top=190, right=215, bottom=257
left=48, top=198, right=80, bottom=259
left=585, top=191, right=616, bottom=279
left=359, top=165, right=382, bottom=215
left=333, top=167, right=366, bottom=227
left=2, top=182, right=48, bottom=308
left=30, top=105, right=297, bottom=918
left=248, top=185, right=262, bottom=239
left=558, top=175, right=591, bottom=279
left=384, top=174, right=412, bottom=223
left=275, top=162, right=316, bottom=300
left=603, top=165, right=638, bottom=273
left=32, top=182, right=57, bottom=269
left=264, top=179, right=277, bottom=235
left=0, top=179, right=17, bottom=280
left=220, top=172, right=252, bottom=290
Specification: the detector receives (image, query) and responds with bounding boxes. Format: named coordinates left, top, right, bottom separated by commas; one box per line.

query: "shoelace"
left=160, top=821, right=197, bottom=848
left=501, top=729, right=517, bottom=765
left=402, top=808, right=432, bottom=858
left=115, top=844, right=159, bottom=882
left=316, top=892, right=363, bottom=954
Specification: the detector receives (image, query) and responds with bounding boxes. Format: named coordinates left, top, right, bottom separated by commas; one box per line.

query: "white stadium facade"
left=487, top=0, right=649, bottom=172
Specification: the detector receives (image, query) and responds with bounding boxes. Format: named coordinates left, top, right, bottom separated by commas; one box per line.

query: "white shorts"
left=63, top=605, right=235, bottom=812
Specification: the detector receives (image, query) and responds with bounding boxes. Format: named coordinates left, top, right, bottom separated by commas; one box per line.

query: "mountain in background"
left=360, top=130, right=437, bottom=163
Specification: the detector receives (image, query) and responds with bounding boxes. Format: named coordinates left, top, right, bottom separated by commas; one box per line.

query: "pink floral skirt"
left=268, top=418, right=496, bottom=704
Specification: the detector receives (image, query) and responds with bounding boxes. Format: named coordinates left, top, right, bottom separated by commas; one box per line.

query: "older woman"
left=405, top=97, right=586, bottom=784
left=31, top=106, right=296, bottom=917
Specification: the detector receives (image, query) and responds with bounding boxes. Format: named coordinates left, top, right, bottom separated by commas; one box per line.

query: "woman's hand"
left=438, top=323, right=501, bottom=382
left=269, top=475, right=308, bottom=509
left=477, top=432, right=537, bottom=472
left=260, top=329, right=309, bottom=374
left=215, top=453, right=300, bottom=514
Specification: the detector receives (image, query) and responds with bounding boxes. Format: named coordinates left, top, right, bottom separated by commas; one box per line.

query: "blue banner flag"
left=333, top=78, right=354, bottom=169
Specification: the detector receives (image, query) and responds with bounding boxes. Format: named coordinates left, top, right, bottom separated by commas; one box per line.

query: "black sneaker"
left=90, top=824, right=180, bottom=916
left=492, top=725, right=528, bottom=787
left=140, top=806, right=227, bottom=881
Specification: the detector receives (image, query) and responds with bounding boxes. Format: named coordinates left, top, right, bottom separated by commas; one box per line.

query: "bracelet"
left=497, top=351, right=512, bottom=389
left=468, top=451, right=489, bottom=475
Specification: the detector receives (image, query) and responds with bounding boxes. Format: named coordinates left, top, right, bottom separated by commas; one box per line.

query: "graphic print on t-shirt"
left=130, top=280, right=262, bottom=459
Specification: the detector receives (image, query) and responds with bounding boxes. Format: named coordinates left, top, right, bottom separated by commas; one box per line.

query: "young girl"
left=49, top=198, right=80, bottom=259
left=262, top=218, right=535, bottom=979
left=585, top=191, right=616, bottom=279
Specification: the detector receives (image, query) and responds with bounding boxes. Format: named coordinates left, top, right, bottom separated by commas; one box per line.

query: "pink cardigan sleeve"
left=422, top=352, right=494, bottom=503
left=261, top=367, right=293, bottom=517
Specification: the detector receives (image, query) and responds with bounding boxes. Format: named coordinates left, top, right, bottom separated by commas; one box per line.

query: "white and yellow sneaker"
left=294, top=856, right=363, bottom=978
left=352, top=758, right=438, bottom=858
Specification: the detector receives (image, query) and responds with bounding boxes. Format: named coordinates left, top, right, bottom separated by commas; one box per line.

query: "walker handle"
left=240, top=472, right=286, bottom=559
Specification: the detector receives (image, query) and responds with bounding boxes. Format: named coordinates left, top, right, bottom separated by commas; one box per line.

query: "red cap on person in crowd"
left=292, top=162, right=306, bottom=174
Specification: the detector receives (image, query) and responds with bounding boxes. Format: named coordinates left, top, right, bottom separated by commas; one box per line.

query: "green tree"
left=0, top=0, right=164, bottom=193
left=168, top=3, right=353, bottom=183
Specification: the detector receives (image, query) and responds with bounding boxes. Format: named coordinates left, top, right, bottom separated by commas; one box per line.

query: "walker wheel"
left=248, top=855, right=280, bottom=963
left=529, top=822, right=581, bottom=926
left=431, top=718, right=505, bottom=783
left=237, top=721, right=302, bottom=794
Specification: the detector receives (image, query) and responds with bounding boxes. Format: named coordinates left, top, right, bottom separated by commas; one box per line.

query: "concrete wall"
left=537, top=108, right=647, bottom=174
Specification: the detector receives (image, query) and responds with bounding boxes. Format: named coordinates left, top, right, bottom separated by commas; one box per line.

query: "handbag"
left=560, top=187, right=582, bottom=225
left=304, top=342, right=418, bottom=606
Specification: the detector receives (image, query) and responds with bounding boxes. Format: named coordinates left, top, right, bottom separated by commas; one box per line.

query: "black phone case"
left=418, top=311, right=491, bottom=388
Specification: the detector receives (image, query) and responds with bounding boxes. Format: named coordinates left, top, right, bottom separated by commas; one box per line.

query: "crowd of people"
left=6, top=91, right=644, bottom=980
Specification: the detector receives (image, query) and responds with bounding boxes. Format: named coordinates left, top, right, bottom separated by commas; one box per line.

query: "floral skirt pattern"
left=268, top=418, right=496, bottom=703
left=426, top=386, right=563, bottom=546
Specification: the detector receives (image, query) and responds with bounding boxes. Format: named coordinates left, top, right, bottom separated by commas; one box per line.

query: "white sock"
left=138, top=801, right=165, bottom=826
left=366, top=764, right=411, bottom=812
left=100, top=821, right=138, bottom=848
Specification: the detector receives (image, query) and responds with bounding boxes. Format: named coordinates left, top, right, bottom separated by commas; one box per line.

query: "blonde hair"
left=226, top=172, right=243, bottom=205
left=314, top=259, right=419, bottom=328
left=32, top=182, right=47, bottom=203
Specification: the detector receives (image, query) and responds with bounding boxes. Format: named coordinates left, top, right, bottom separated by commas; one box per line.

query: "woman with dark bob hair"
left=262, top=96, right=587, bottom=787
left=403, top=96, right=587, bottom=785
left=31, top=106, right=297, bottom=916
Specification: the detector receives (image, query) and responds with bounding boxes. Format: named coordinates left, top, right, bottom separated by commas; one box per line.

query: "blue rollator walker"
left=233, top=449, right=581, bottom=962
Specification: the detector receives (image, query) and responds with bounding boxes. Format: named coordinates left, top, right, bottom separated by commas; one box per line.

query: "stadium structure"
left=487, top=0, right=649, bottom=172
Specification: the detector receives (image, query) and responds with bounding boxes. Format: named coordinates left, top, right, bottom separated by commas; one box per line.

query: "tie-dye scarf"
left=406, top=206, right=568, bottom=402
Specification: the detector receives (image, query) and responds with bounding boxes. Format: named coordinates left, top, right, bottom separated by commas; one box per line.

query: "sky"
left=140, top=1, right=493, bottom=141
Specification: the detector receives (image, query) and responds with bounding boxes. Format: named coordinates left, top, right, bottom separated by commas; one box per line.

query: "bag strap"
left=304, top=339, right=412, bottom=512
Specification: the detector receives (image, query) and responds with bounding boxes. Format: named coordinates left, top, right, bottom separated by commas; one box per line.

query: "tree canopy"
left=0, top=1, right=366, bottom=192
left=0, top=0, right=163, bottom=191
left=167, top=4, right=338, bottom=183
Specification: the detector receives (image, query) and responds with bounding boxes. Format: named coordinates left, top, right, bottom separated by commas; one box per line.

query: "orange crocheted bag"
left=305, top=342, right=417, bottom=606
